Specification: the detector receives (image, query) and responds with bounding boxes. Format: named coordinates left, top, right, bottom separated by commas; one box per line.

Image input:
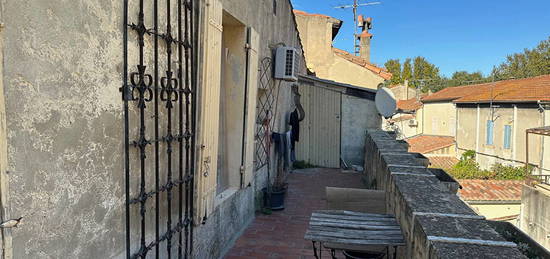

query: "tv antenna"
left=334, top=1, right=381, bottom=56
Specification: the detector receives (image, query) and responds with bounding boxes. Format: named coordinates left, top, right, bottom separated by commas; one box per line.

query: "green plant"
left=448, top=158, right=532, bottom=180
left=460, top=150, right=476, bottom=161
left=490, top=163, right=532, bottom=180
left=293, top=160, right=316, bottom=169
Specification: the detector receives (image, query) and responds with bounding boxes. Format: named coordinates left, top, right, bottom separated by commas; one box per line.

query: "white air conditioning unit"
left=274, top=46, right=299, bottom=81
left=409, top=119, right=418, bottom=127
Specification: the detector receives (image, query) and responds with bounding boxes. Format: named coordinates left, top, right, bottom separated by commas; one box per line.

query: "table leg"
left=393, top=246, right=397, bottom=259
left=312, top=241, right=319, bottom=259
left=330, top=249, right=337, bottom=259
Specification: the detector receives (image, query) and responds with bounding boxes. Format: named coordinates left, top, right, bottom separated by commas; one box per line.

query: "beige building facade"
left=293, top=10, right=390, bottom=90
left=456, top=104, right=549, bottom=173
left=421, top=102, right=456, bottom=137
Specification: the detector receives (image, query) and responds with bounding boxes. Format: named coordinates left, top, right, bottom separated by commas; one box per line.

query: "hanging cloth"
left=289, top=109, right=300, bottom=149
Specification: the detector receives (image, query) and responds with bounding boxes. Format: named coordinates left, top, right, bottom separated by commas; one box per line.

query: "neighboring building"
left=406, top=135, right=456, bottom=156
left=405, top=135, right=458, bottom=169
left=294, top=10, right=391, bottom=90
left=428, top=156, right=460, bottom=169
left=389, top=81, right=421, bottom=100
left=458, top=180, right=523, bottom=223
left=297, top=75, right=381, bottom=168
left=454, top=75, right=550, bottom=173
left=420, top=86, right=477, bottom=136
left=388, top=98, right=423, bottom=139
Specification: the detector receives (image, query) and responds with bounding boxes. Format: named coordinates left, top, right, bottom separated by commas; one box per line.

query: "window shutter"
left=504, top=125, right=511, bottom=149
left=486, top=120, right=494, bottom=145
left=196, top=0, right=223, bottom=222
left=243, top=27, right=260, bottom=188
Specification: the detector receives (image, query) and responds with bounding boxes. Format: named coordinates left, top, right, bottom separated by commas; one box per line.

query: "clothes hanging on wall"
left=272, top=131, right=292, bottom=170
left=289, top=109, right=300, bottom=149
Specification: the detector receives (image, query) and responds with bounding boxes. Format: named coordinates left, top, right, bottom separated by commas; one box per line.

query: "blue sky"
left=290, top=0, right=550, bottom=77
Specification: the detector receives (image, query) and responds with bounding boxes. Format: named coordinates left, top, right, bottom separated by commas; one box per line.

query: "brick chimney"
left=357, top=16, right=373, bottom=62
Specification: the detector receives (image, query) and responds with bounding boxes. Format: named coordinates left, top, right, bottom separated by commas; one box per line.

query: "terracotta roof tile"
left=458, top=180, right=523, bottom=201
left=421, top=75, right=550, bottom=103
left=455, top=75, right=550, bottom=103
left=421, top=84, right=491, bottom=103
left=332, top=48, right=392, bottom=80
left=428, top=156, right=459, bottom=169
left=388, top=114, right=414, bottom=123
left=397, top=98, right=422, bottom=111
left=406, top=135, right=455, bottom=153
left=293, top=10, right=333, bottom=19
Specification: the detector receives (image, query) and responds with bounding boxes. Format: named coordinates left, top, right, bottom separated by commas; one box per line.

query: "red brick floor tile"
left=224, top=168, right=364, bottom=258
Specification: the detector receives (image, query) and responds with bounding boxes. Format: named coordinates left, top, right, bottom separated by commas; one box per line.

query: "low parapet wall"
left=364, top=129, right=526, bottom=258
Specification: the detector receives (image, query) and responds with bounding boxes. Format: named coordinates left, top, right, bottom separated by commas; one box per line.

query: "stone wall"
left=519, top=184, right=550, bottom=250
left=364, top=129, right=526, bottom=258
left=341, top=95, right=380, bottom=167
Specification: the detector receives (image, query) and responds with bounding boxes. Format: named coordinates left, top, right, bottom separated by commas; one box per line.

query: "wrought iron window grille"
left=122, top=0, right=197, bottom=258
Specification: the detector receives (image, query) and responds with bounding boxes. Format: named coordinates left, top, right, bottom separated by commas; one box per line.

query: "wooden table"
left=304, top=210, right=406, bottom=259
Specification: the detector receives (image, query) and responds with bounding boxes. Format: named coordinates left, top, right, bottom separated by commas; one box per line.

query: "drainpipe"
left=454, top=103, right=458, bottom=156
left=512, top=105, right=518, bottom=164
left=538, top=101, right=546, bottom=174
left=475, top=104, right=480, bottom=162
left=240, top=28, right=251, bottom=188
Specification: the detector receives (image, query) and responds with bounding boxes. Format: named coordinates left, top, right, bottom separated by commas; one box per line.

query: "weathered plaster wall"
left=421, top=102, right=456, bottom=137
left=466, top=202, right=521, bottom=222
left=294, top=13, right=333, bottom=76
left=294, top=12, right=385, bottom=90
left=341, top=95, right=379, bottom=167
left=390, top=84, right=419, bottom=101
left=519, top=184, right=550, bottom=250
left=0, top=0, right=305, bottom=258
left=456, top=106, right=478, bottom=156
left=2, top=0, right=126, bottom=258
left=456, top=105, right=547, bottom=173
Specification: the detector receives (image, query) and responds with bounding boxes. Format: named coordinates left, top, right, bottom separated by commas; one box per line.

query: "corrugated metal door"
left=297, top=86, right=341, bottom=168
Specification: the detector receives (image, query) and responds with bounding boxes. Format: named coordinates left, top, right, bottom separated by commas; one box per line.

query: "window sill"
left=214, top=187, right=239, bottom=208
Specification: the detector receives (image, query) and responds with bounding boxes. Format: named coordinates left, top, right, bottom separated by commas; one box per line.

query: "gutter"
left=464, top=200, right=522, bottom=205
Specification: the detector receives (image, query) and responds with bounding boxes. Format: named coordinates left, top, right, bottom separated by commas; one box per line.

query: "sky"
left=290, top=0, right=550, bottom=77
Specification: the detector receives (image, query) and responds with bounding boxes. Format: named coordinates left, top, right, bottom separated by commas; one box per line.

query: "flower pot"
left=262, top=187, right=286, bottom=210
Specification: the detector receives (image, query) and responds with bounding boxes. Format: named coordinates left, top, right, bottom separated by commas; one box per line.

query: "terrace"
left=223, top=129, right=546, bottom=258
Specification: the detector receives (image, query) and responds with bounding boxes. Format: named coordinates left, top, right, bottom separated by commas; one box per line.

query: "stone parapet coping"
left=364, top=129, right=527, bottom=258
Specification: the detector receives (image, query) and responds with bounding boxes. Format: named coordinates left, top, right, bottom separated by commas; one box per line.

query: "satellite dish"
left=375, top=87, right=397, bottom=118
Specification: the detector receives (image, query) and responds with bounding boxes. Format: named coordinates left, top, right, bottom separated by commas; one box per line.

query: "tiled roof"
left=332, top=48, right=392, bottom=80
left=421, top=84, right=491, bottom=103
left=406, top=135, right=455, bottom=153
left=388, top=114, right=414, bottom=123
left=421, top=75, right=550, bottom=103
left=397, top=98, right=422, bottom=111
left=458, top=180, right=523, bottom=202
left=293, top=10, right=333, bottom=19
left=455, top=75, right=550, bottom=103
left=428, top=156, right=459, bottom=169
